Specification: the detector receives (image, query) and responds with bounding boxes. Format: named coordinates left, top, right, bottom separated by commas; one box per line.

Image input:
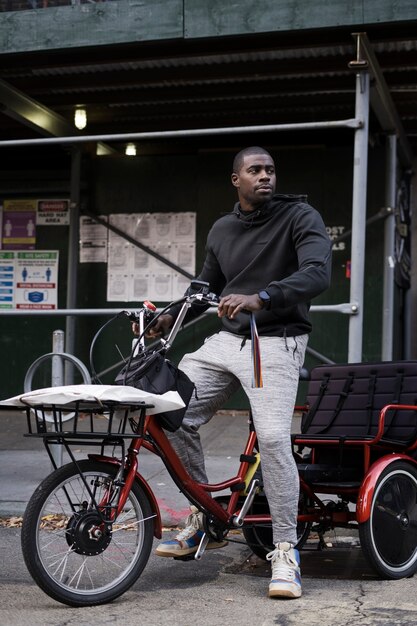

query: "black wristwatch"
left=258, top=290, right=271, bottom=310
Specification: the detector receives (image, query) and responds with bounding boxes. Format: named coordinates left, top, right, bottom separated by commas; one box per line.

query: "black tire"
left=21, top=460, right=154, bottom=606
left=242, top=490, right=312, bottom=560
left=359, top=461, right=417, bottom=579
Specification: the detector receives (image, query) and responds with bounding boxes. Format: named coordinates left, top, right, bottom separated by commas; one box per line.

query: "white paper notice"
left=107, top=212, right=196, bottom=303
left=79, top=216, right=108, bottom=263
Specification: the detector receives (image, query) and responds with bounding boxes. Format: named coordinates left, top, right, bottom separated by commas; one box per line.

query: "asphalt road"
left=1, top=410, right=417, bottom=625
left=1, top=524, right=417, bottom=626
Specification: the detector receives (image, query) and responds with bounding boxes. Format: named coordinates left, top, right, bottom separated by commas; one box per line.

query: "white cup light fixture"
left=125, top=143, right=137, bottom=156
left=74, top=107, right=87, bottom=130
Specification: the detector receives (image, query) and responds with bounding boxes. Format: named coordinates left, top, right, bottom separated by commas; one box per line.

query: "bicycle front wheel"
left=21, top=460, right=154, bottom=606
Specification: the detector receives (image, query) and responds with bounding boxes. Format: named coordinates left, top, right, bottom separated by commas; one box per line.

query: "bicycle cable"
left=89, top=312, right=125, bottom=384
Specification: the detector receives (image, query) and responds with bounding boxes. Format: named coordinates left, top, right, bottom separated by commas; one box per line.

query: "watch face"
left=259, top=290, right=271, bottom=309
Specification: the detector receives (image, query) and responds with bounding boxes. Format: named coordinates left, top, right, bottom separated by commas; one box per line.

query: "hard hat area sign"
left=37, top=200, right=70, bottom=225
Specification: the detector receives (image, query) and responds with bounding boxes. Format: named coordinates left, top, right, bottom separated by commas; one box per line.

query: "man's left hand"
left=218, top=293, right=263, bottom=319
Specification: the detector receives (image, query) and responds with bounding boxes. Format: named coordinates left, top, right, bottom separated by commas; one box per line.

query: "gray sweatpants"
left=167, top=330, right=308, bottom=545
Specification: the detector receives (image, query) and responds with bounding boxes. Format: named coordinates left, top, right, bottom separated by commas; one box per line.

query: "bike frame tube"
left=227, top=430, right=258, bottom=514
left=88, top=453, right=163, bottom=539
left=106, top=419, right=267, bottom=530
left=145, top=418, right=237, bottom=523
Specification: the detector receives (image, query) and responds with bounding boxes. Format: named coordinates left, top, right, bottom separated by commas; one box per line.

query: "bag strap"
left=383, top=369, right=404, bottom=436
left=250, top=313, right=263, bottom=388
left=302, top=373, right=330, bottom=432
left=366, top=372, right=378, bottom=435
left=316, top=372, right=355, bottom=434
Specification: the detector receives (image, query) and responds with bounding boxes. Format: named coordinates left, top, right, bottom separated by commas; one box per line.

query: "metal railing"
left=17, top=308, right=336, bottom=392
left=0, top=1, right=116, bottom=12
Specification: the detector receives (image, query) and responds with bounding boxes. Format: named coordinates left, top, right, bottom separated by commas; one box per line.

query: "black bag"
left=115, top=352, right=195, bottom=432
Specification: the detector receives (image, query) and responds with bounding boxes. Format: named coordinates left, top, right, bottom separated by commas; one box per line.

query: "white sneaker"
left=155, top=506, right=227, bottom=557
left=266, top=542, right=302, bottom=598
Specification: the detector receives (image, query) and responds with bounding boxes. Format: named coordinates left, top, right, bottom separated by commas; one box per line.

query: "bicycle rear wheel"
left=21, top=460, right=154, bottom=606
left=359, top=461, right=417, bottom=579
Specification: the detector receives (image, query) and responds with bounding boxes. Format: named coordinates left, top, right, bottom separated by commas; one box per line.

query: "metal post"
left=382, top=134, right=397, bottom=360
left=348, top=71, right=370, bottom=363
left=51, top=329, right=65, bottom=468
left=65, top=148, right=81, bottom=382
left=51, top=329, right=65, bottom=386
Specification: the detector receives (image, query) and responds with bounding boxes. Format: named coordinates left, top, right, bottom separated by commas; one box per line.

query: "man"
left=149, top=146, right=332, bottom=598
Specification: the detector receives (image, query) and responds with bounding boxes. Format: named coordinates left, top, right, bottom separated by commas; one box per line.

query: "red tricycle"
left=2, top=290, right=416, bottom=606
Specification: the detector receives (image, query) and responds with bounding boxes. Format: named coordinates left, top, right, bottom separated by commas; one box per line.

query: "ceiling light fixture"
left=74, top=107, right=87, bottom=130
left=125, top=143, right=137, bottom=156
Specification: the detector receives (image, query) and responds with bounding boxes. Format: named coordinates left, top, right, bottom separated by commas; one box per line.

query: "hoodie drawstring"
left=283, top=327, right=289, bottom=352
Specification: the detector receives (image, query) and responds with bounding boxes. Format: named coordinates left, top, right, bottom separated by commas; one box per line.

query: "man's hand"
left=218, top=293, right=263, bottom=319
left=145, top=313, right=174, bottom=338
left=131, top=313, right=174, bottom=338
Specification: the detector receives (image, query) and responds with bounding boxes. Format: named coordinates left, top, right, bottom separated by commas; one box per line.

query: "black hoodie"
left=172, top=194, right=332, bottom=337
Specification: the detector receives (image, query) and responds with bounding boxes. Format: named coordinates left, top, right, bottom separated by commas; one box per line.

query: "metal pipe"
left=0, top=302, right=358, bottom=316
left=381, top=134, right=397, bottom=360
left=0, top=118, right=361, bottom=148
left=331, top=205, right=392, bottom=244
left=348, top=71, right=370, bottom=363
left=65, top=148, right=81, bottom=382
left=306, top=346, right=336, bottom=365
left=309, top=303, right=358, bottom=314
left=358, top=33, right=413, bottom=168
left=50, top=330, right=65, bottom=468
left=51, top=329, right=65, bottom=388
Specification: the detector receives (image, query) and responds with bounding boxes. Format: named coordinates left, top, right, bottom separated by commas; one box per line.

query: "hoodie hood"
left=232, top=194, right=308, bottom=226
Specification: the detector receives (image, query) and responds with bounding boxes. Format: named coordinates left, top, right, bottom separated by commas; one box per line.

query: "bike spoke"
left=111, top=513, right=156, bottom=533
left=33, top=466, right=149, bottom=596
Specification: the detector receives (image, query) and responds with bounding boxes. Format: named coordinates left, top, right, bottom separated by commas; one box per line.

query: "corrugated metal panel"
left=0, top=30, right=416, bottom=150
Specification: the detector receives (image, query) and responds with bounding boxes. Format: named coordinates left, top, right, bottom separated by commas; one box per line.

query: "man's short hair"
left=232, top=146, right=274, bottom=173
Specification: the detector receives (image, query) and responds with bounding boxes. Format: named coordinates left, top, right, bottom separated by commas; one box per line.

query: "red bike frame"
left=89, top=411, right=274, bottom=540
left=89, top=401, right=417, bottom=543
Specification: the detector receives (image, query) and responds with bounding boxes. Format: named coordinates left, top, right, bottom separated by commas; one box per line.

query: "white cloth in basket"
left=0, top=384, right=185, bottom=418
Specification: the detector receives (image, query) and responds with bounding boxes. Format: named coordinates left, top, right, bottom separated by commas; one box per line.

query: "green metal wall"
left=0, top=141, right=392, bottom=405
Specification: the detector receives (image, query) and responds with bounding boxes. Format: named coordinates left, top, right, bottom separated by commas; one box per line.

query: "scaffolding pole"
left=0, top=118, right=361, bottom=148
left=65, top=148, right=81, bottom=382
left=382, top=134, right=397, bottom=360
left=348, top=71, right=370, bottom=363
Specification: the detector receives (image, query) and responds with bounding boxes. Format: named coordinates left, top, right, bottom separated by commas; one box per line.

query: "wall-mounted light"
left=125, top=143, right=137, bottom=156
left=74, top=107, right=87, bottom=130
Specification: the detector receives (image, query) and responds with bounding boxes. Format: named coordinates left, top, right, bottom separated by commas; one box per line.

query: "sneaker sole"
left=155, top=541, right=228, bottom=558
left=269, top=587, right=302, bottom=599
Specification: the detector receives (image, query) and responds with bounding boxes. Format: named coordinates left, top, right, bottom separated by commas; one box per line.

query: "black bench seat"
left=295, top=361, right=417, bottom=449
left=292, top=361, right=417, bottom=485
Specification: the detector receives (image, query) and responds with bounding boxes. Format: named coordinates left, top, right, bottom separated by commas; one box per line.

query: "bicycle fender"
left=88, top=454, right=162, bottom=539
left=356, top=453, right=417, bottom=524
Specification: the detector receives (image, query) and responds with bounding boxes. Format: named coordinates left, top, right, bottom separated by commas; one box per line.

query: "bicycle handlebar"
left=121, top=290, right=220, bottom=324
left=119, top=289, right=220, bottom=362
